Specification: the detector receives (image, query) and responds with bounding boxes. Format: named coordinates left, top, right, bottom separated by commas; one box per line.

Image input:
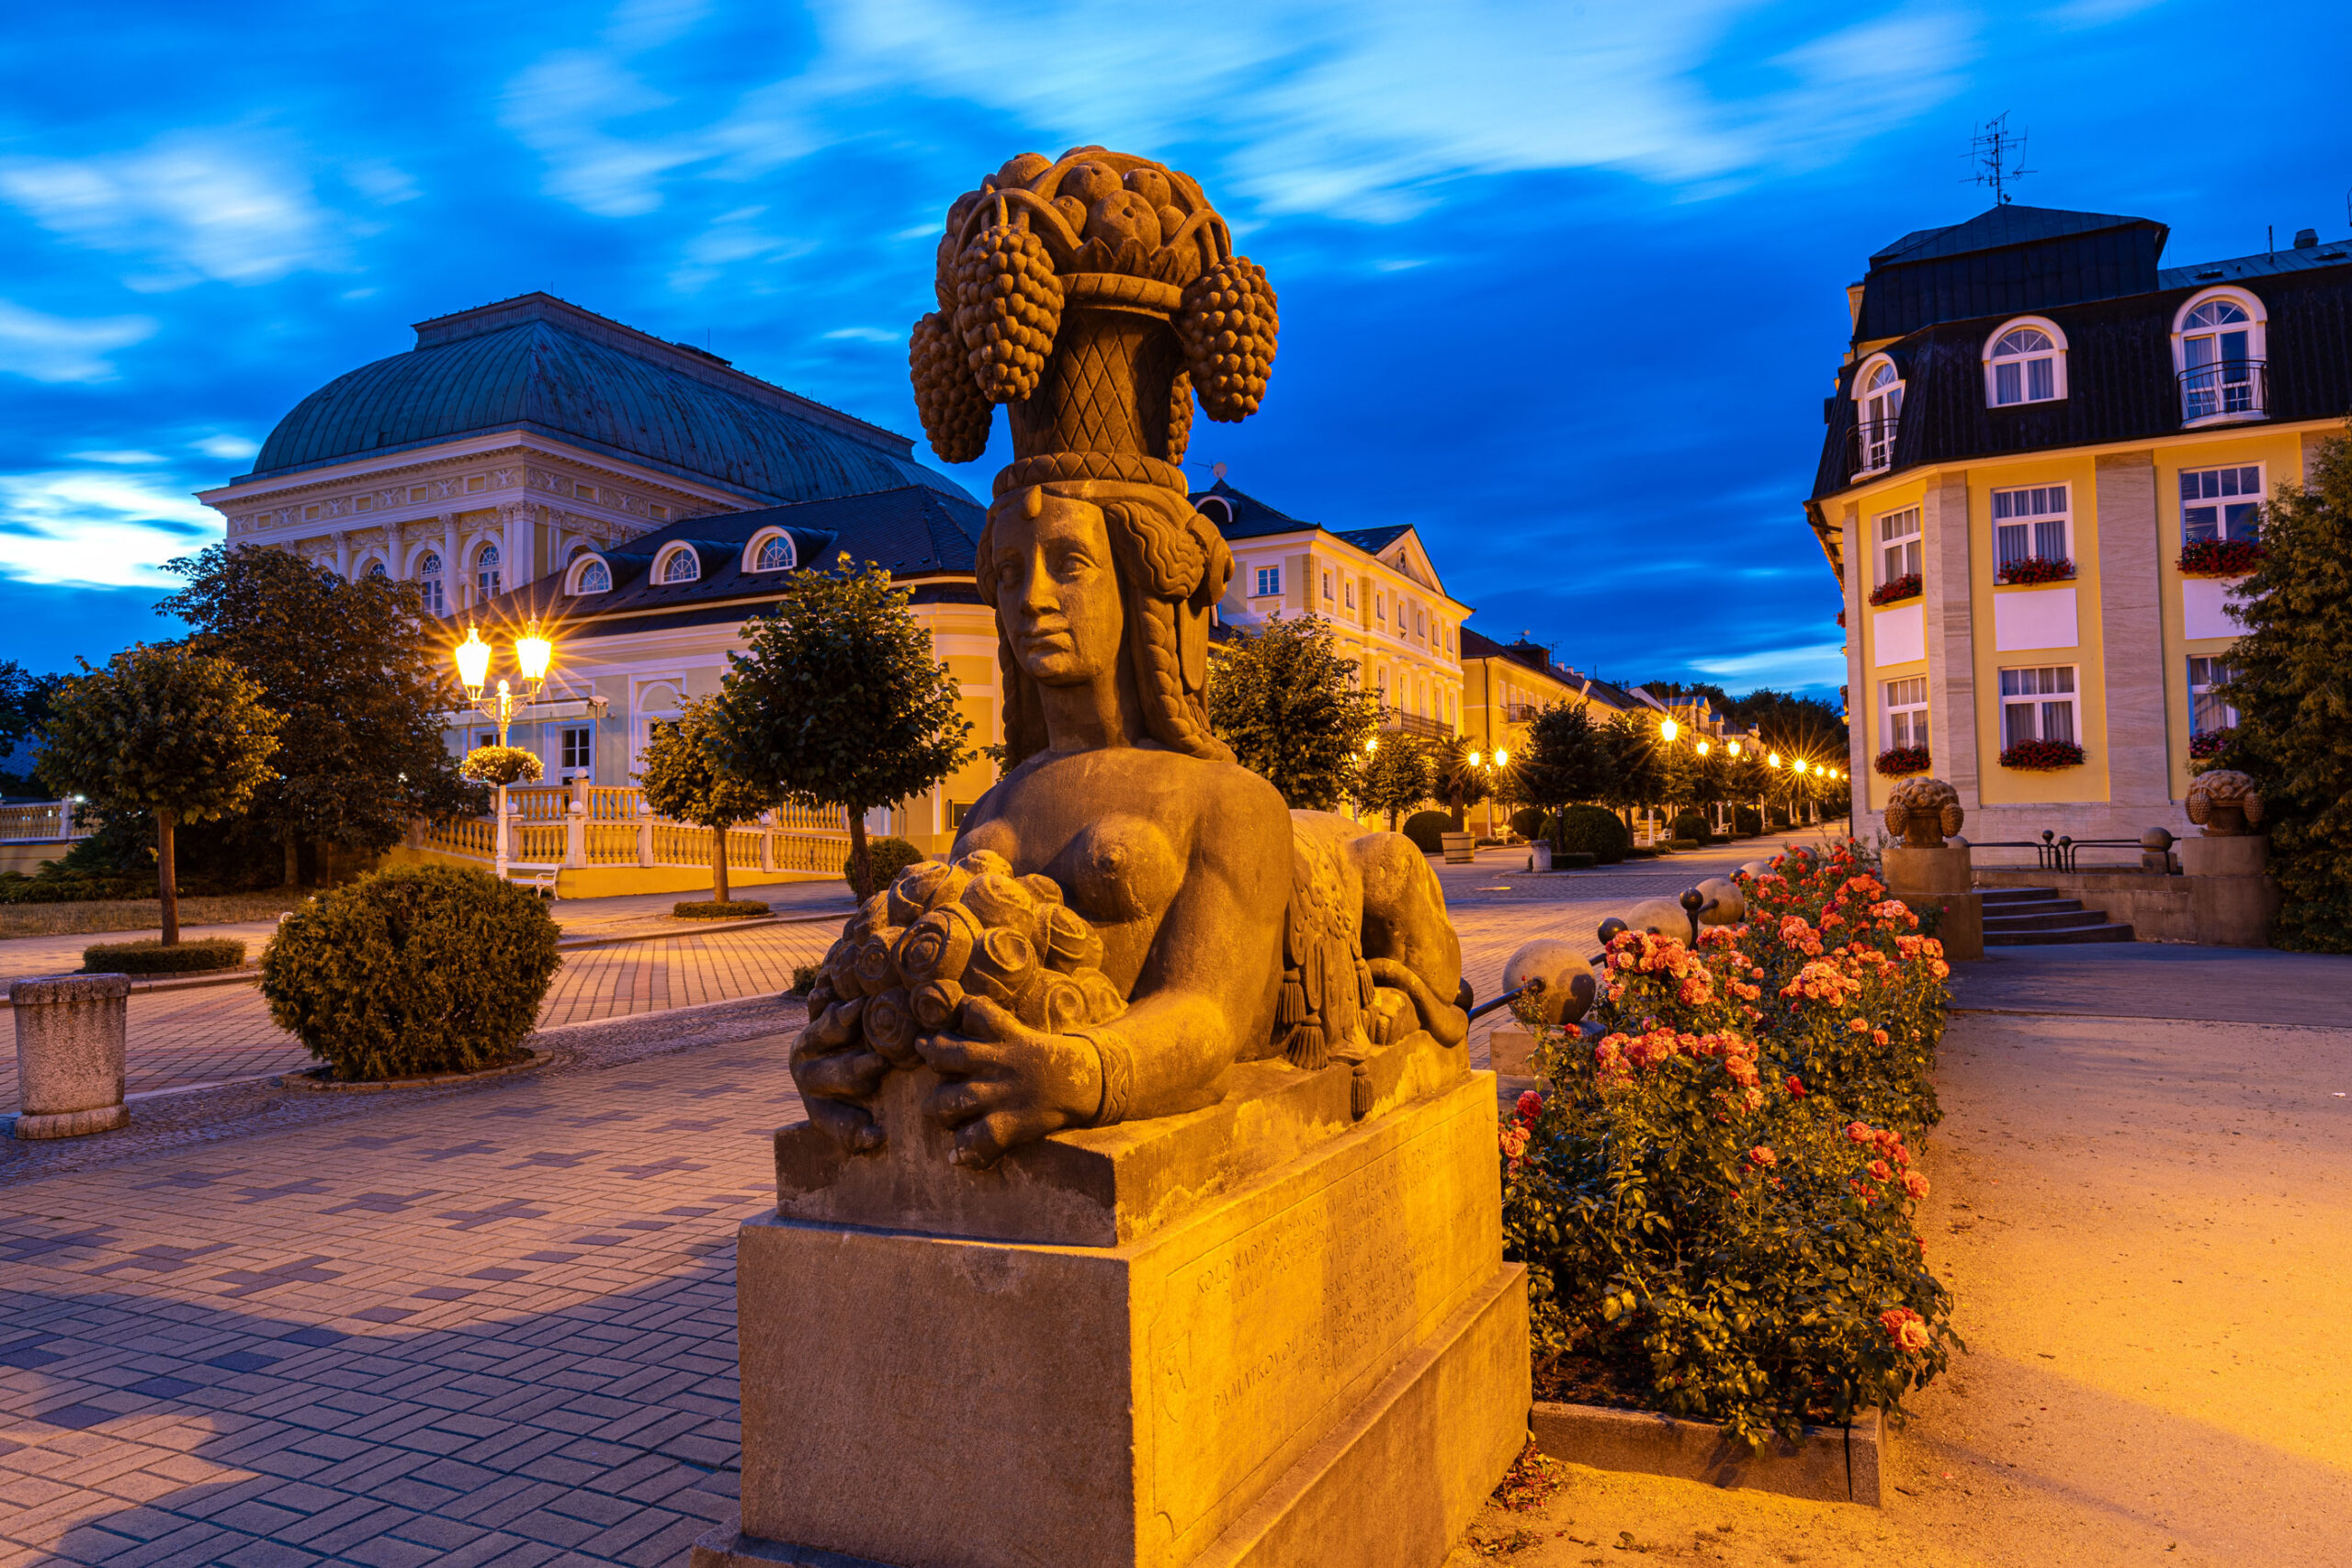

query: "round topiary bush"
left=843, top=836, right=926, bottom=894
left=1734, top=804, right=1762, bottom=837
left=259, top=864, right=560, bottom=1082
left=1552, top=804, right=1632, bottom=864
left=673, top=899, right=770, bottom=919
left=1401, top=810, right=1455, bottom=853
left=1508, top=807, right=1546, bottom=842
left=1670, top=809, right=1710, bottom=843
left=83, top=936, right=247, bottom=975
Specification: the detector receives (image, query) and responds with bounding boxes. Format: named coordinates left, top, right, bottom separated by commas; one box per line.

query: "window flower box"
left=2188, top=729, right=2233, bottom=761
left=2177, top=538, right=2264, bottom=577
left=1873, top=746, right=1930, bottom=777
left=1996, top=556, right=2074, bottom=587
left=1867, top=574, right=1921, bottom=607
left=1997, top=739, right=2085, bottom=771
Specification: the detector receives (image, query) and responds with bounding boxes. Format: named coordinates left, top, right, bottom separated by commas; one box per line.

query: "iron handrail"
left=2178, top=359, right=2267, bottom=423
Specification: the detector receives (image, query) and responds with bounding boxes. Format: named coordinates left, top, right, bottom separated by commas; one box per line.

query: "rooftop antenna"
left=1963, top=112, right=2033, bottom=206
left=1212, top=462, right=1227, bottom=481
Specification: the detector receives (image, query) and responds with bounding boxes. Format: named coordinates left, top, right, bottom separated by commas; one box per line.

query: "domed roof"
left=248, top=293, right=971, bottom=505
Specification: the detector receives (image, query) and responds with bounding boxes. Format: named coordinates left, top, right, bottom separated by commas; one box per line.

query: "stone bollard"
left=12, top=973, right=132, bottom=1139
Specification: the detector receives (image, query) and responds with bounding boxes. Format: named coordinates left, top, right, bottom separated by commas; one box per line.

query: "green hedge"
left=1670, top=809, right=1710, bottom=842
left=1401, top=810, right=1454, bottom=853
left=844, top=836, right=926, bottom=893
left=259, top=864, right=560, bottom=1082
left=1663, top=838, right=1702, bottom=852
left=84, top=937, right=246, bottom=974
left=673, top=899, right=769, bottom=919
left=1508, top=807, right=1546, bottom=842
left=1551, top=804, right=1632, bottom=864
left=1734, top=805, right=1763, bottom=836
left=1557, top=851, right=1596, bottom=869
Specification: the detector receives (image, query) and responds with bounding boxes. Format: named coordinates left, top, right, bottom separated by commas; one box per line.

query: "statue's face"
left=989, top=493, right=1122, bottom=686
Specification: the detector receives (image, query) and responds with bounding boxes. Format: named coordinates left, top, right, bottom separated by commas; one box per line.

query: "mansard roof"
left=245, top=293, right=972, bottom=506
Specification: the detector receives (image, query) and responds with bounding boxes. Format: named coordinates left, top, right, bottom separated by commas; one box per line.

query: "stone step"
left=1984, top=919, right=2136, bottom=946
left=1983, top=905, right=2095, bottom=931
left=1978, top=886, right=2061, bottom=906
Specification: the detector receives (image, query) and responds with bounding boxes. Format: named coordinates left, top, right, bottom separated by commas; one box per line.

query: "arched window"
left=366, top=560, right=388, bottom=580
left=475, top=542, right=502, bottom=602
left=1854, top=356, right=1903, bottom=475
left=1984, top=318, right=2065, bottom=406
left=2174, top=289, right=2267, bottom=423
left=658, top=546, right=701, bottom=584
left=571, top=557, right=611, bottom=595
left=416, top=551, right=445, bottom=615
left=747, top=531, right=796, bottom=572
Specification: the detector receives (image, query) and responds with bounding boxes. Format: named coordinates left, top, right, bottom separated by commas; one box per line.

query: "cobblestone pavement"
left=0, top=837, right=1847, bottom=1566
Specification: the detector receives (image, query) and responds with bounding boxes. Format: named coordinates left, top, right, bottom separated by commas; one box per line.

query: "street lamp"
left=1695, top=740, right=1710, bottom=757
left=1659, top=717, right=1679, bottom=743
left=455, top=620, right=558, bottom=881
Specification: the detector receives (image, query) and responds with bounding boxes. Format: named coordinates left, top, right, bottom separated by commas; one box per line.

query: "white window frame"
left=1344, top=580, right=1355, bottom=609
left=1854, top=354, right=1904, bottom=476
left=1983, top=316, right=2067, bottom=407
left=1252, top=564, right=1281, bottom=597
left=2188, top=656, right=2238, bottom=738
left=474, top=542, right=502, bottom=603
left=559, top=726, right=594, bottom=774
left=1320, top=569, right=1333, bottom=603
left=567, top=554, right=612, bottom=595
left=745, top=528, right=797, bottom=574
left=2172, top=287, right=2267, bottom=426
left=413, top=549, right=446, bottom=615
left=1998, top=665, right=2079, bottom=750
left=1992, top=484, right=2072, bottom=574
left=1874, top=506, right=1922, bottom=589
left=2178, top=463, right=2264, bottom=545
left=655, top=544, right=701, bottom=585
left=1883, top=676, right=1929, bottom=751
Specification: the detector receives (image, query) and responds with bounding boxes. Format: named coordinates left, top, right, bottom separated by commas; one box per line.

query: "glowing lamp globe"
left=514, top=622, right=554, bottom=696
left=1660, top=718, right=1679, bottom=743
left=455, top=625, right=492, bottom=702
left=1495, top=749, right=1510, bottom=767
left=1695, top=740, right=1711, bottom=757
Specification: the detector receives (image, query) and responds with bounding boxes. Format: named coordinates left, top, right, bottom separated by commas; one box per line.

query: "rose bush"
left=1501, top=839, right=1958, bottom=1444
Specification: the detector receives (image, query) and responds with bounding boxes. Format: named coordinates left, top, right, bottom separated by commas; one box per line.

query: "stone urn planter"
left=11, top=973, right=132, bottom=1139
left=1441, top=830, right=1476, bottom=863
left=1528, top=842, right=1554, bottom=873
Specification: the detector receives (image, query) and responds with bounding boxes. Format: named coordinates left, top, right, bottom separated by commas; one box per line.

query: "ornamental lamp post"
left=454, top=620, right=557, bottom=882
left=1659, top=717, right=1679, bottom=743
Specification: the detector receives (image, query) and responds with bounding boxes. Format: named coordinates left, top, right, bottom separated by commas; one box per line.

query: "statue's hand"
left=916, top=997, right=1104, bottom=1168
left=790, top=1025, right=889, bottom=1154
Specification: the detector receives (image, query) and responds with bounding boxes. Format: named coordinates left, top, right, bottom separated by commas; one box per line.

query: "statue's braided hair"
left=977, top=480, right=1234, bottom=770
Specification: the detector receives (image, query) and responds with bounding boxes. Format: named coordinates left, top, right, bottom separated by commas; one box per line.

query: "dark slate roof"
left=1459, top=629, right=1639, bottom=709
left=245, top=293, right=973, bottom=506
left=2160, top=235, right=2352, bottom=287
left=1853, top=204, right=2169, bottom=343
left=1870, top=205, right=2162, bottom=265
left=1335, top=525, right=1410, bottom=554
left=469, top=484, right=983, bottom=636
left=1813, top=248, right=2352, bottom=506
left=1190, top=479, right=1318, bottom=539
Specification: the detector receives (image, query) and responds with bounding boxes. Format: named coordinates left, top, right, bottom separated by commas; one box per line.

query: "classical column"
left=384, top=520, right=406, bottom=579
left=2094, top=451, right=2168, bottom=814
left=333, top=532, right=351, bottom=581
left=442, top=513, right=462, bottom=609
left=1921, top=471, right=1980, bottom=813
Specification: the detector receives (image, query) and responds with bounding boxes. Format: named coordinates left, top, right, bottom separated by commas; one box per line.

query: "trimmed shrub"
left=1733, top=805, right=1762, bottom=837
left=1558, top=852, right=1596, bottom=870
left=259, top=864, right=560, bottom=1082
left=83, top=936, right=246, bottom=974
left=1508, top=807, right=1546, bottom=842
left=790, top=963, right=820, bottom=996
left=673, top=899, right=769, bottom=919
left=1402, top=810, right=1454, bottom=853
left=844, top=836, right=927, bottom=891
left=1552, top=805, right=1631, bottom=864
left=1669, top=810, right=1709, bottom=842
left=1663, top=838, right=1701, bottom=852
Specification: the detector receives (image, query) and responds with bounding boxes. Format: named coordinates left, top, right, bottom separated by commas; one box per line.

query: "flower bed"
left=1997, top=739, right=2086, bottom=771
left=1867, top=575, right=1921, bottom=607
left=1873, top=746, right=1929, bottom=777
left=2188, top=729, right=2233, bottom=761
left=1996, top=556, right=2074, bottom=586
left=2177, top=538, right=2263, bottom=577
left=1501, top=840, right=1957, bottom=1445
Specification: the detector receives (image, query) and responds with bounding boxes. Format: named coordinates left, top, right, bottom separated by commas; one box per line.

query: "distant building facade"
left=1806, top=206, right=2352, bottom=840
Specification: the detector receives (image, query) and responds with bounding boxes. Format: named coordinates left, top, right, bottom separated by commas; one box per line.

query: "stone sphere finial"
left=1884, top=776, right=1963, bottom=849
left=2184, top=770, right=2265, bottom=837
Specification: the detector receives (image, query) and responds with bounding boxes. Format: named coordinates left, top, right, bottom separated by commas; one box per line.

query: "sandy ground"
left=1445, top=1005, right=2352, bottom=1567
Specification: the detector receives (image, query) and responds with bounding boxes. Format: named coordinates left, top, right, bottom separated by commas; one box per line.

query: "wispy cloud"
left=0, top=468, right=219, bottom=590
left=0, top=130, right=342, bottom=288
left=1691, top=642, right=1849, bottom=688
left=0, top=300, right=157, bottom=384
left=190, top=434, right=261, bottom=461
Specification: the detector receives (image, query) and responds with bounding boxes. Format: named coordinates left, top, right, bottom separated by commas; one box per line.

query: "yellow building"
left=1808, top=205, right=2351, bottom=841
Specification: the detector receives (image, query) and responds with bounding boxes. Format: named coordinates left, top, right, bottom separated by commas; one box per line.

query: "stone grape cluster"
left=908, top=312, right=991, bottom=464
left=802, top=850, right=1128, bottom=1071
left=1177, top=257, right=1279, bottom=422
left=954, top=222, right=1066, bottom=404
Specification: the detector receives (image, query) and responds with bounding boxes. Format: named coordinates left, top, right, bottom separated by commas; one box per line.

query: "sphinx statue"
left=789, top=147, right=1465, bottom=1168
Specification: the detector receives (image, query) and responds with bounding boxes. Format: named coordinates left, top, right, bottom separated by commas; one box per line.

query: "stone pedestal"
left=698, top=1032, right=1529, bottom=1568
left=1881, top=844, right=1982, bottom=961
left=2177, top=835, right=2278, bottom=946
left=12, top=974, right=131, bottom=1139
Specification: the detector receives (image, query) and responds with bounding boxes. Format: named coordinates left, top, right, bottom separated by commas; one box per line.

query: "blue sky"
left=2, top=0, right=2345, bottom=695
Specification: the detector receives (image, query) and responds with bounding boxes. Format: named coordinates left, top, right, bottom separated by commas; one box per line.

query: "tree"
left=158, top=545, right=469, bottom=884
left=1514, top=702, right=1608, bottom=852
left=0, top=661, right=62, bottom=795
left=1428, top=734, right=1491, bottom=829
left=716, top=556, right=972, bottom=898
left=639, top=695, right=783, bottom=905
left=1205, top=615, right=1380, bottom=809
left=39, top=645, right=282, bottom=943
left=2220, top=426, right=2352, bottom=949
left=1354, top=731, right=1431, bottom=829
left=1600, top=711, right=1667, bottom=821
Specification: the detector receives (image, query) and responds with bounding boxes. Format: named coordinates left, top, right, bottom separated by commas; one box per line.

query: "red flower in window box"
left=2177, top=538, right=2264, bottom=577
left=2188, top=728, right=2234, bottom=761
left=1996, top=557, right=2074, bottom=586
left=1873, top=746, right=1930, bottom=776
left=1997, top=739, right=2086, bottom=771
left=1867, top=573, right=1921, bottom=606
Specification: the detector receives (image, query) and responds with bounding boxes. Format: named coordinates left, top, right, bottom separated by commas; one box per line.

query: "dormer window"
left=2174, top=288, right=2267, bottom=424
left=1854, top=355, right=1903, bottom=476
left=1984, top=318, right=2065, bottom=406
left=748, top=530, right=797, bottom=573
left=570, top=556, right=612, bottom=595
left=657, top=545, right=701, bottom=584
